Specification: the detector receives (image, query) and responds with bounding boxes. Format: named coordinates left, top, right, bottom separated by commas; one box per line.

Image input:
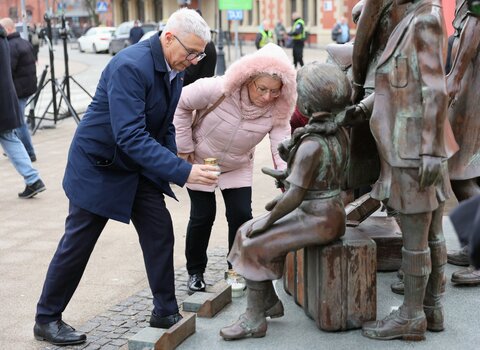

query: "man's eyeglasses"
left=173, top=35, right=206, bottom=62
left=253, top=80, right=281, bottom=98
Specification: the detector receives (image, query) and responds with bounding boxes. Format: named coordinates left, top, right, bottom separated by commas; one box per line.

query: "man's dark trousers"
left=292, top=40, right=304, bottom=68
left=35, top=177, right=178, bottom=323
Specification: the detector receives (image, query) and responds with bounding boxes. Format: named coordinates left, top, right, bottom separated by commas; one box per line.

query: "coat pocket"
left=389, top=55, right=408, bottom=88
left=398, top=116, right=421, bottom=160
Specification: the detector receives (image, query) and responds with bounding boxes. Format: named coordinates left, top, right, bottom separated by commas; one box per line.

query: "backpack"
left=331, top=24, right=340, bottom=41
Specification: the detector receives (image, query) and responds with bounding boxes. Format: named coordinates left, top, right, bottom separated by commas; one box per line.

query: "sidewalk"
left=1, top=42, right=479, bottom=350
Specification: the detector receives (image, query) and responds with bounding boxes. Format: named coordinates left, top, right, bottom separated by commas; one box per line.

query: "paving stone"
left=53, top=249, right=228, bottom=350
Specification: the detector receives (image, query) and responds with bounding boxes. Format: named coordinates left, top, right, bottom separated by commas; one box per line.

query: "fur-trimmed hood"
left=221, top=43, right=297, bottom=120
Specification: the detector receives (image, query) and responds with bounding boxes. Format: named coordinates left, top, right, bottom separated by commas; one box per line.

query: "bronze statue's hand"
left=277, top=139, right=290, bottom=161
left=262, top=167, right=287, bottom=180
left=337, top=105, right=366, bottom=127
left=264, top=198, right=279, bottom=211
left=246, top=218, right=268, bottom=238
left=419, top=155, right=442, bottom=189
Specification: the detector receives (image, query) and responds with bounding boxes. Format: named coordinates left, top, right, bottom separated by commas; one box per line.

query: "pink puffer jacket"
left=174, top=43, right=297, bottom=191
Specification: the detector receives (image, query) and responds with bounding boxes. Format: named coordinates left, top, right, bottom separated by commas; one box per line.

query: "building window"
left=154, top=0, right=163, bottom=21
left=137, top=0, right=145, bottom=22
left=303, top=0, right=308, bottom=23
left=122, top=0, right=129, bottom=22
left=313, top=0, right=317, bottom=25
left=9, top=7, right=18, bottom=21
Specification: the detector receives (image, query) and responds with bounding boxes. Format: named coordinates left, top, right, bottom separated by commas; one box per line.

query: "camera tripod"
left=29, top=13, right=92, bottom=134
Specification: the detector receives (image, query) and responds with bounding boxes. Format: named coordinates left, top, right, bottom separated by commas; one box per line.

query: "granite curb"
left=40, top=249, right=228, bottom=350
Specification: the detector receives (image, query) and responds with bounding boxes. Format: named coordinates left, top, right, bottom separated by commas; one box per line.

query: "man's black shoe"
left=33, top=320, right=86, bottom=346
left=18, top=179, right=45, bottom=198
left=149, top=311, right=183, bottom=329
left=30, top=154, right=37, bottom=162
left=187, top=273, right=206, bottom=294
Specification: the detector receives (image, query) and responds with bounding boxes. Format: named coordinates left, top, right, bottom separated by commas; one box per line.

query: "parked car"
left=77, top=26, right=115, bottom=53
left=139, top=30, right=157, bottom=42
left=108, top=21, right=157, bottom=55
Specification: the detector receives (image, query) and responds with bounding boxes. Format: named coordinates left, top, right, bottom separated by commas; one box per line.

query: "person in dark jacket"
left=183, top=10, right=217, bottom=87
left=0, top=24, right=45, bottom=198
left=129, top=20, right=144, bottom=45
left=0, top=17, right=38, bottom=162
left=287, top=12, right=305, bottom=68
left=33, top=9, right=218, bottom=347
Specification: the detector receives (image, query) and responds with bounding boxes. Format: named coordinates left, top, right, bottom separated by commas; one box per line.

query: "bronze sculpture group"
left=219, top=0, right=478, bottom=343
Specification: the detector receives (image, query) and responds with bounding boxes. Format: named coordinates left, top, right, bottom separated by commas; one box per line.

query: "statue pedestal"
left=355, top=216, right=403, bottom=271
left=284, top=228, right=377, bottom=331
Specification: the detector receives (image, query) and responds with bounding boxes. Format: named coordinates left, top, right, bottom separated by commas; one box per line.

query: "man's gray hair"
left=163, top=8, right=211, bottom=43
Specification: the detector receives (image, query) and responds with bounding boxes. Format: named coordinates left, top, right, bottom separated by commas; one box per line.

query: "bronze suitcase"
left=283, top=249, right=305, bottom=307
left=284, top=229, right=377, bottom=331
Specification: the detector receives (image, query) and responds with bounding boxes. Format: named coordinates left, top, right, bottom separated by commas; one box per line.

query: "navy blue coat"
left=0, top=25, right=21, bottom=133
left=63, top=33, right=192, bottom=223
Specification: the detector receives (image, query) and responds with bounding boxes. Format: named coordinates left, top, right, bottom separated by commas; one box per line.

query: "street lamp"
left=216, top=8, right=226, bottom=75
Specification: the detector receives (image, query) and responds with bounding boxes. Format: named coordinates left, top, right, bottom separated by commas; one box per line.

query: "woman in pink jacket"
left=174, top=43, right=297, bottom=293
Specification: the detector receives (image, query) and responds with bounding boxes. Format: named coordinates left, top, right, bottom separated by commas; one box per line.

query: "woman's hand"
left=178, top=152, right=195, bottom=164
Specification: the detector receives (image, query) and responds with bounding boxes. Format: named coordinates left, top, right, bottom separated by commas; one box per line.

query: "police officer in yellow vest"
left=287, top=12, right=306, bottom=67
left=255, top=20, right=274, bottom=50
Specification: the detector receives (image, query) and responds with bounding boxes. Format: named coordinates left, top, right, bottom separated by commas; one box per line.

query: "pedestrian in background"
left=0, top=24, right=45, bottom=199
left=33, top=9, right=218, bottom=347
left=287, top=12, right=306, bottom=67
left=129, top=20, right=144, bottom=45
left=174, top=43, right=297, bottom=294
left=255, top=20, right=274, bottom=49
left=331, top=17, right=350, bottom=44
left=274, top=20, right=286, bottom=47
left=0, top=17, right=38, bottom=162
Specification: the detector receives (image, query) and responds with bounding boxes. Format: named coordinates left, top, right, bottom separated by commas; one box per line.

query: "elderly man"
left=33, top=8, right=219, bottom=346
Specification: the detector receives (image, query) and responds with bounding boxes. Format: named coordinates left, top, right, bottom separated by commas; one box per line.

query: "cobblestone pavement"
left=41, top=248, right=228, bottom=350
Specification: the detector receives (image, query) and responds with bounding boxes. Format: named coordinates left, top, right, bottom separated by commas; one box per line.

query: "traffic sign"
left=219, top=0, right=252, bottom=10
left=96, top=1, right=108, bottom=13
left=227, top=10, right=243, bottom=21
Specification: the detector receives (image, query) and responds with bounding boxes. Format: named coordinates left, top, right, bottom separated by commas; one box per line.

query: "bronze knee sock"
left=400, top=248, right=431, bottom=319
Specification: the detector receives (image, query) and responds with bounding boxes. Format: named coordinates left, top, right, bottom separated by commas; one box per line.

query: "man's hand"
left=419, top=155, right=442, bottom=189
left=187, top=164, right=220, bottom=186
left=178, top=152, right=194, bottom=163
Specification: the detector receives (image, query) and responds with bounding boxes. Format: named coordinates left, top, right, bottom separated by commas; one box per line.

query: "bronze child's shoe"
left=220, top=314, right=267, bottom=340
left=447, top=246, right=470, bottom=267
left=264, top=299, right=284, bottom=318
left=451, top=266, right=480, bottom=285
left=423, top=305, right=444, bottom=332
left=362, top=309, right=427, bottom=341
